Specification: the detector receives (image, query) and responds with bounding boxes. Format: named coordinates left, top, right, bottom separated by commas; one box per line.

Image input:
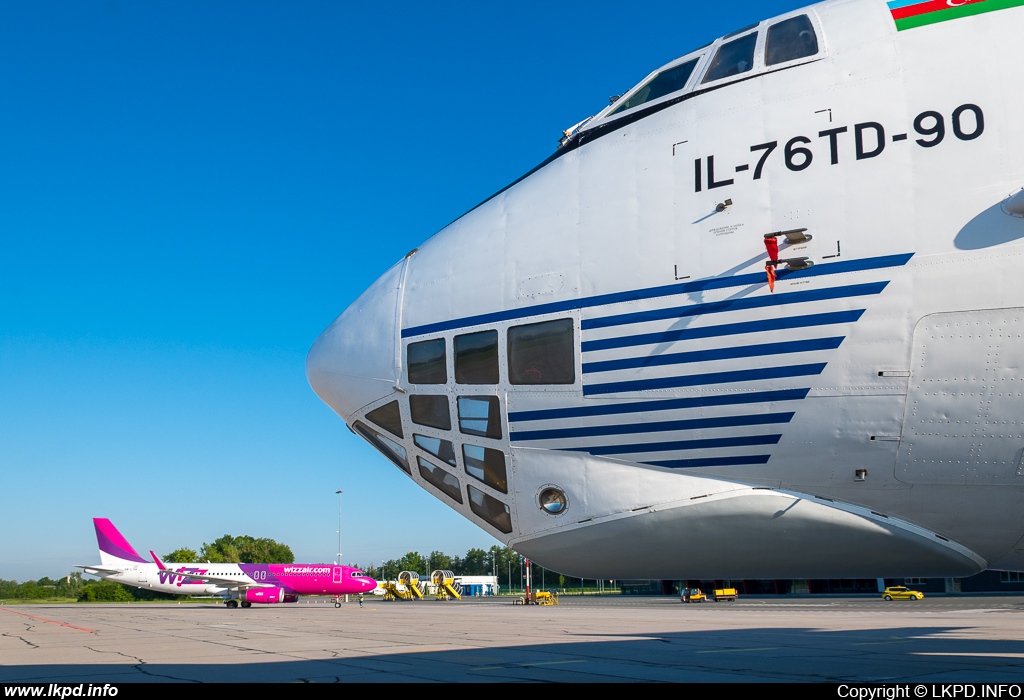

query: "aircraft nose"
left=306, top=261, right=405, bottom=421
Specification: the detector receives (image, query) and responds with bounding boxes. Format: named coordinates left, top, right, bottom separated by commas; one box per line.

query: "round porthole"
left=538, top=486, right=568, bottom=515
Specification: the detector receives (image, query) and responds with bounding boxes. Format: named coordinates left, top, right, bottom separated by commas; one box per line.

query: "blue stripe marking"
left=887, top=0, right=923, bottom=9
left=647, top=455, right=772, bottom=469
left=581, top=310, right=865, bottom=353
left=567, top=434, right=782, bottom=455
left=401, top=253, right=913, bottom=338
left=584, top=363, right=827, bottom=396
left=583, top=283, right=887, bottom=331
left=511, top=411, right=794, bottom=441
left=508, top=388, right=810, bottom=422
left=583, top=337, right=844, bottom=374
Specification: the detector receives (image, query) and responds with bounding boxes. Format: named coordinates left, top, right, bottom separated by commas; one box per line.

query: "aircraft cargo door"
left=896, top=309, right=1024, bottom=485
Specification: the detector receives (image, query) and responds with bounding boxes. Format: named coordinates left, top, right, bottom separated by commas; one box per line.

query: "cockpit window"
left=610, top=58, right=700, bottom=115
left=454, top=330, right=499, bottom=384
left=765, top=15, right=818, bottom=66
left=702, top=31, right=758, bottom=83
left=407, top=338, right=446, bottom=384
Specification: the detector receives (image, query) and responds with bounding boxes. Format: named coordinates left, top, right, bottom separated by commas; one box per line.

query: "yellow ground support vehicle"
left=882, top=586, right=924, bottom=601
left=711, top=588, right=738, bottom=601
left=680, top=588, right=707, bottom=603
left=535, top=591, right=558, bottom=605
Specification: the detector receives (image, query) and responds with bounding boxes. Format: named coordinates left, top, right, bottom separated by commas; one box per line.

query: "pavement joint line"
left=0, top=607, right=96, bottom=633
left=473, top=659, right=587, bottom=670
left=695, top=646, right=777, bottom=653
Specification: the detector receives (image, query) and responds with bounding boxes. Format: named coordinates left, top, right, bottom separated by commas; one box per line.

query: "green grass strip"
left=896, top=0, right=1024, bottom=30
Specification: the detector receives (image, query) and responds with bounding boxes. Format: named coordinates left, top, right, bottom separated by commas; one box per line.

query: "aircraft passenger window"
left=409, top=395, right=452, bottom=430
left=365, top=401, right=403, bottom=439
left=407, top=339, right=447, bottom=384
left=507, top=318, right=575, bottom=385
left=463, top=444, right=508, bottom=493
left=467, top=485, right=512, bottom=534
left=457, top=396, right=503, bottom=439
left=417, top=457, right=464, bottom=504
left=413, top=434, right=457, bottom=466
left=610, top=59, right=700, bottom=115
left=765, top=15, right=818, bottom=66
left=454, top=330, right=499, bottom=384
left=702, top=32, right=758, bottom=83
left=354, top=421, right=410, bottom=474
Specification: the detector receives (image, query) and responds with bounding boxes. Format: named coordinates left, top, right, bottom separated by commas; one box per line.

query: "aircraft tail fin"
left=93, top=518, right=148, bottom=567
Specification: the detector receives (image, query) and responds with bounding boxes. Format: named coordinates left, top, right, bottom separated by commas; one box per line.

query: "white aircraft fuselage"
left=308, top=0, right=1024, bottom=579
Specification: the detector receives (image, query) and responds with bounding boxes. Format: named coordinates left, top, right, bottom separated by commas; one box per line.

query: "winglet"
left=150, top=551, right=166, bottom=570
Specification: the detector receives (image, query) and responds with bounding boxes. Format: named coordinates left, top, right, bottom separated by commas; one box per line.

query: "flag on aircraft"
left=888, top=0, right=1024, bottom=31
left=766, top=263, right=776, bottom=293
left=764, top=236, right=779, bottom=262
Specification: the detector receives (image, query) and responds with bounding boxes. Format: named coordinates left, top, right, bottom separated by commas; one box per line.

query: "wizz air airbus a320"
left=307, top=0, right=1024, bottom=580
left=78, top=519, right=377, bottom=608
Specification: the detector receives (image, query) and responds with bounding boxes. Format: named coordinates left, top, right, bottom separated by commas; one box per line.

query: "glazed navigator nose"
left=306, top=261, right=404, bottom=421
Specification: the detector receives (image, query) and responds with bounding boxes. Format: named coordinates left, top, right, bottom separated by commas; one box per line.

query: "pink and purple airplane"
left=77, top=518, right=377, bottom=609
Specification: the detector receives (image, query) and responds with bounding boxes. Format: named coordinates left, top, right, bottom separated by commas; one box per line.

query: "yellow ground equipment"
left=534, top=591, right=558, bottom=605
left=430, top=570, right=462, bottom=600
left=513, top=591, right=559, bottom=605
left=680, top=588, right=706, bottom=603
left=398, top=571, right=425, bottom=600
left=379, top=580, right=414, bottom=601
left=711, top=588, right=738, bottom=601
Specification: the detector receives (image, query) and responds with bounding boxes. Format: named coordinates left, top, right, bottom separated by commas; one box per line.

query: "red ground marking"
left=0, top=607, right=96, bottom=633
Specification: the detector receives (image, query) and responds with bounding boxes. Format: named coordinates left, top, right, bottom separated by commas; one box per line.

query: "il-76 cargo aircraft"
left=307, top=0, right=1024, bottom=581
left=78, top=519, right=377, bottom=608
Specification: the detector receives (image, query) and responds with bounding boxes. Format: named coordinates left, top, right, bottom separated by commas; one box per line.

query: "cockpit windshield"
left=609, top=58, right=700, bottom=115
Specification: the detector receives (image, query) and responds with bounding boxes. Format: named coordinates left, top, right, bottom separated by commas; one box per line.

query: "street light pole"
left=335, top=489, right=343, bottom=565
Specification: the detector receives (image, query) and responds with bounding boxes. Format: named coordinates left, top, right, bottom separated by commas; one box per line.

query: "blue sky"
left=1, top=0, right=810, bottom=580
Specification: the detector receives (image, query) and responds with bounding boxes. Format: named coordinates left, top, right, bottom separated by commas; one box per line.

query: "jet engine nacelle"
left=245, top=587, right=285, bottom=604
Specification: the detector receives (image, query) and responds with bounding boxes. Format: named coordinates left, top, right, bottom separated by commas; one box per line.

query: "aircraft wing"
left=75, top=564, right=123, bottom=576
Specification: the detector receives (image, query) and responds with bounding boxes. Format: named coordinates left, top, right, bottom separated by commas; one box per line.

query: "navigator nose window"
left=365, top=400, right=404, bottom=439
left=407, top=338, right=447, bottom=384
left=454, top=330, right=499, bottom=384
left=462, top=444, right=508, bottom=493
left=417, top=457, right=464, bottom=504
left=508, top=318, right=575, bottom=385
left=467, top=485, right=512, bottom=533
left=410, top=394, right=452, bottom=430
left=457, top=396, right=503, bottom=439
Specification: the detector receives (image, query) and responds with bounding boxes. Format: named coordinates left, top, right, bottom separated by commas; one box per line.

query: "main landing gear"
left=225, top=599, right=239, bottom=609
